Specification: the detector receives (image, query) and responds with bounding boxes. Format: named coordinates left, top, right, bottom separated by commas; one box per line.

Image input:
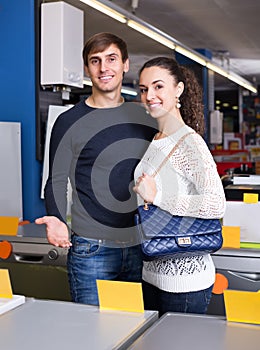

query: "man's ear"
left=84, top=65, right=90, bottom=77
left=123, top=58, right=130, bottom=73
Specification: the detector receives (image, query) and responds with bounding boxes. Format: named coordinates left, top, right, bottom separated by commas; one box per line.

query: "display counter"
left=0, top=298, right=158, bottom=350
left=1, top=223, right=260, bottom=307
left=0, top=223, right=71, bottom=300
left=129, top=312, right=260, bottom=350
left=208, top=247, right=260, bottom=315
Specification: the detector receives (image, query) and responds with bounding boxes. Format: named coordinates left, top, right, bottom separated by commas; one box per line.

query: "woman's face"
left=139, top=66, right=183, bottom=119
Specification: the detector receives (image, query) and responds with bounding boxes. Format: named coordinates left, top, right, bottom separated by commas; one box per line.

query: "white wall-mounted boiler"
left=41, top=1, right=84, bottom=88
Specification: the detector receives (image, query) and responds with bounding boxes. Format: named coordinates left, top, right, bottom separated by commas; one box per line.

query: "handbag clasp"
left=144, top=201, right=149, bottom=211
left=177, top=237, right=191, bottom=246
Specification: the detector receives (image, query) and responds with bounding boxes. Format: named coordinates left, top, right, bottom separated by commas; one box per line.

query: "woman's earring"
left=176, top=96, right=181, bottom=109
left=145, top=109, right=150, bottom=114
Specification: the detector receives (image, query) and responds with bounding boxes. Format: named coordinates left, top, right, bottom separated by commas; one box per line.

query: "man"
left=36, top=32, right=156, bottom=305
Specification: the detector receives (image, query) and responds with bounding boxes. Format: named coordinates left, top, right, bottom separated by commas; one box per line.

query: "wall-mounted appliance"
left=40, top=1, right=84, bottom=89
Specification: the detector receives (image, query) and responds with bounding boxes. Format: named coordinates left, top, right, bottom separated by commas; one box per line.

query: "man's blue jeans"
left=67, top=234, right=143, bottom=305
left=142, top=280, right=213, bottom=317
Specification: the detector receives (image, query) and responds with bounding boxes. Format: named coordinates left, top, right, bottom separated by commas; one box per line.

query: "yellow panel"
left=0, top=269, right=13, bottom=298
left=0, top=216, right=19, bottom=235
left=243, top=193, right=258, bottom=203
left=222, top=226, right=240, bottom=249
left=97, top=280, right=144, bottom=313
left=224, top=290, right=260, bottom=325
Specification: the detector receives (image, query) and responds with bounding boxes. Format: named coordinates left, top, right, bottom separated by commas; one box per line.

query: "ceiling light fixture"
left=127, top=20, right=175, bottom=50
left=121, top=87, right=138, bottom=96
left=175, top=45, right=207, bottom=66
left=227, top=73, right=258, bottom=92
left=82, top=78, right=93, bottom=87
left=79, top=0, right=127, bottom=23
left=78, top=0, right=257, bottom=93
left=206, top=62, right=229, bottom=78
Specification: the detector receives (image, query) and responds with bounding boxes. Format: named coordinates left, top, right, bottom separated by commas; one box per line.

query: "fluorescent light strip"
left=121, top=87, right=138, bottom=96
left=227, top=74, right=244, bottom=85
left=127, top=20, right=175, bottom=50
left=175, top=45, right=206, bottom=66
left=83, top=78, right=138, bottom=96
left=80, top=0, right=126, bottom=23
left=83, top=78, right=93, bottom=87
left=241, top=83, right=257, bottom=94
left=206, top=62, right=229, bottom=78
left=79, top=0, right=257, bottom=93
left=228, top=74, right=257, bottom=93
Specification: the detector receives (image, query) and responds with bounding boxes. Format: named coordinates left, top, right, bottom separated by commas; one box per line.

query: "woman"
left=133, top=57, right=226, bottom=316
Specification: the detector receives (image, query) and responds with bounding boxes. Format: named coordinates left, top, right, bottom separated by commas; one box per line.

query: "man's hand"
left=35, top=216, right=72, bottom=248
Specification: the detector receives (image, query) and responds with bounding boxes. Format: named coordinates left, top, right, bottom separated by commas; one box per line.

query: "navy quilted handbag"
left=134, top=204, right=223, bottom=260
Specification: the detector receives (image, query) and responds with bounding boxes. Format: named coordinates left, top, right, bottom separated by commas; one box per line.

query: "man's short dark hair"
left=82, top=32, right=128, bottom=66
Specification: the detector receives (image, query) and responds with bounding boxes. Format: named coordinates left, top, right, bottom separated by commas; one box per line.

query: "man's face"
left=85, top=44, right=129, bottom=94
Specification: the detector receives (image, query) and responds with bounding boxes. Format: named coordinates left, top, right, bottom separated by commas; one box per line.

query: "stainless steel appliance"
left=0, top=223, right=71, bottom=301
left=207, top=248, right=260, bottom=315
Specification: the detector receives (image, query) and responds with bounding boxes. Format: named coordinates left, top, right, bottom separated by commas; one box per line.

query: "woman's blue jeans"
left=67, top=234, right=143, bottom=305
left=142, top=280, right=213, bottom=317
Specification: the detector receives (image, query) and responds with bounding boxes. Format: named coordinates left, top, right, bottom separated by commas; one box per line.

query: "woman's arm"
left=153, top=134, right=226, bottom=219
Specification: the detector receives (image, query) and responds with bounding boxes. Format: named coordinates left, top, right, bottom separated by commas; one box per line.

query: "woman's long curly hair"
left=139, top=57, right=205, bottom=136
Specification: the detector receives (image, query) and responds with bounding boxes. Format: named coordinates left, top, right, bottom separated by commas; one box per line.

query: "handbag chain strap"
left=144, top=131, right=195, bottom=210
left=151, top=131, right=195, bottom=178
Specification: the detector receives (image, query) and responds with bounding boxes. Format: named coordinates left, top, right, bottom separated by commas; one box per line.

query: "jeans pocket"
left=71, top=235, right=102, bottom=257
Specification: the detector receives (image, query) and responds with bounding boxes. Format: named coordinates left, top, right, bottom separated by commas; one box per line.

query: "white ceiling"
left=55, top=0, right=260, bottom=90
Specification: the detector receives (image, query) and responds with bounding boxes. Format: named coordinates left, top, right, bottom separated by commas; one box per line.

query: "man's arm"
left=36, top=112, right=73, bottom=247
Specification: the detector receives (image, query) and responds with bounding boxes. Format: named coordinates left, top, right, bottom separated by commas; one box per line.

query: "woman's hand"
left=133, top=172, right=157, bottom=203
